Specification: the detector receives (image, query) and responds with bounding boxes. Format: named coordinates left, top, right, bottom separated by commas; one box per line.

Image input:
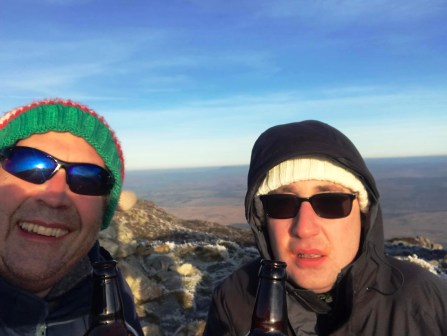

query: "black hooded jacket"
left=204, top=120, right=447, bottom=336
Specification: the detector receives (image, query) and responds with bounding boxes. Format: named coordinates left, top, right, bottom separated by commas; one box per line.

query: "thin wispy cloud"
left=255, top=0, right=446, bottom=21
left=1, top=0, right=446, bottom=168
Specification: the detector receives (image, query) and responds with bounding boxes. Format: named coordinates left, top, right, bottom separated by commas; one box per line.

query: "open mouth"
left=297, top=253, right=323, bottom=258
left=19, top=222, right=68, bottom=238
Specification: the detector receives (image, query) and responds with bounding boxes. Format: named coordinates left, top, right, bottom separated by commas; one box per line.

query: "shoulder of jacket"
left=214, top=259, right=261, bottom=299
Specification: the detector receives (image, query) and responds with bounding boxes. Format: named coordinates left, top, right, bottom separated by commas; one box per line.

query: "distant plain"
left=124, top=156, right=447, bottom=248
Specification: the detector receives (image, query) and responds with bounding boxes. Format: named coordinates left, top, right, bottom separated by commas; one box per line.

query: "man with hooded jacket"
left=204, top=120, right=447, bottom=336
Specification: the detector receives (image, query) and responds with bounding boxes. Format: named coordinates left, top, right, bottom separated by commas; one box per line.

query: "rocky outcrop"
left=99, top=198, right=447, bottom=336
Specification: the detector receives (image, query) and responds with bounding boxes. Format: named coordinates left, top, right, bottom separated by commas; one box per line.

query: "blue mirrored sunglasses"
left=0, top=146, right=114, bottom=196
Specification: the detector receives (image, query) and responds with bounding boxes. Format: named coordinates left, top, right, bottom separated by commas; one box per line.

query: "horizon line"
left=126, top=154, right=447, bottom=172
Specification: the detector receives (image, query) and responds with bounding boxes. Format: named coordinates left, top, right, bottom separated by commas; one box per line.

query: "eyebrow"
left=316, top=185, right=348, bottom=192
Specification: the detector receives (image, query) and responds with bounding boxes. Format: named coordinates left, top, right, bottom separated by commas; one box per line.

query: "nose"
left=290, top=201, right=320, bottom=238
left=35, top=169, right=71, bottom=207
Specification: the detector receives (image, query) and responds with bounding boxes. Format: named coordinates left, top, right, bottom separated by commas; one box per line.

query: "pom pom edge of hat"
left=257, top=157, right=369, bottom=213
left=0, top=99, right=124, bottom=229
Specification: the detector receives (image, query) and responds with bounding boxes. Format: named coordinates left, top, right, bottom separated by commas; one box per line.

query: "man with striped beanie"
left=0, top=99, right=143, bottom=335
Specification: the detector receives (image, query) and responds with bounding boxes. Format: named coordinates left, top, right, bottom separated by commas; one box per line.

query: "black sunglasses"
left=0, top=146, right=114, bottom=196
left=260, top=192, right=357, bottom=219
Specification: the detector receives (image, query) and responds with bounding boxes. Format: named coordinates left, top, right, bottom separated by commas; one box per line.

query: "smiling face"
left=266, top=180, right=361, bottom=293
left=0, top=132, right=105, bottom=296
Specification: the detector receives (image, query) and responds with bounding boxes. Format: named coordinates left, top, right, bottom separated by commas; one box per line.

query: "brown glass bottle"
left=248, top=259, right=288, bottom=336
left=84, top=260, right=131, bottom=336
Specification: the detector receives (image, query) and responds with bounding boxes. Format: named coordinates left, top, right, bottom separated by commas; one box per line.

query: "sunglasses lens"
left=260, top=193, right=355, bottom=219
left=311, top=193, right=354, bottom=219
left=1, top=146, right=114, bottom=196
left=1, top=147, right=56, bottom=184
left=261, top=194, right=300, bottom=219
left=67, top=164, right=114, bottom=196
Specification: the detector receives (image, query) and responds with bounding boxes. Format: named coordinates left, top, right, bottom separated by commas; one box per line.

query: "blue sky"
left=1, top=0, right=446, bottom=170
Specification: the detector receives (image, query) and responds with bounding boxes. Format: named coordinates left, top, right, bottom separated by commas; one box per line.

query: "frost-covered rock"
left=99, top=198, right=447, bottom=336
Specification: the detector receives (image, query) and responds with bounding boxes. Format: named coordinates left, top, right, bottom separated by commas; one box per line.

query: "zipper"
left=36, top=323, right=46, bottom=336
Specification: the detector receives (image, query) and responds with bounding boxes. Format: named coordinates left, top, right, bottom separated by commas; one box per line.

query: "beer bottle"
left=248, top=259, right=288, bottom=336
left=84, top=260, right=131, bottom=336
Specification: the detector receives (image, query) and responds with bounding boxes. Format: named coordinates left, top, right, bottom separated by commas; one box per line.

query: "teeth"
left=19, top=222, right=68, bottom=238
left=298, top=253, right=322, bottom=258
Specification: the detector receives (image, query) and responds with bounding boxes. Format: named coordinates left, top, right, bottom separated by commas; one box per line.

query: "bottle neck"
left=90, top=261, right=125, bottom=326
left=251, top=260, right=288, bottom=333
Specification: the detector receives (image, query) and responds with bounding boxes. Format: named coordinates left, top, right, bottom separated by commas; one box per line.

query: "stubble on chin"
left=0, top=201, right=86, bottom=295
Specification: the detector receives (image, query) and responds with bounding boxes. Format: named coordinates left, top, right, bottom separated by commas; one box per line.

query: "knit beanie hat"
left=257, top=157, right=369, bottom=213
left=0, top=99, right=124, bottom=229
